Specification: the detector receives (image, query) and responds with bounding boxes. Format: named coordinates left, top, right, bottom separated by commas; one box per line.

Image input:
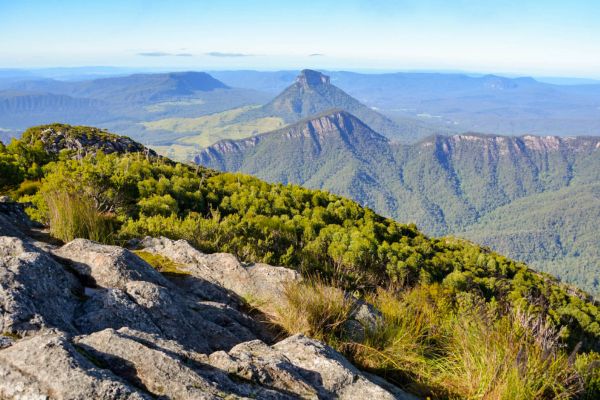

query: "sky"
left=1, top=0, right=600, bottom=78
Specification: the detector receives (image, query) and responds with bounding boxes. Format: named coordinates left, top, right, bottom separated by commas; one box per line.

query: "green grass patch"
left=141, top=106, right=285, bottom=148
left=134, top=250, right=190, bottom=276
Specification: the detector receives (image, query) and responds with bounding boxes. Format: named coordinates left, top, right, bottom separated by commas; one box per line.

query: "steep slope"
left=242, top=69, right=410, bottom=140
left=3, top=124, right=600, bottom=397
left=197, top=122, right=600, bottom=294
left=196, top=110, right=405, bottom=215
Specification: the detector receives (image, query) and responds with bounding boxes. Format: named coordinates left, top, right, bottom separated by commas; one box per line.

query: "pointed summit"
left=295, top=69, right=330, bottom=88
left=245, top=68, right=403, bottom=139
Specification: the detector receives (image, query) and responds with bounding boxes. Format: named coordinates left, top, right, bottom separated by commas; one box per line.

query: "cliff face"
left=0, top=200, right=413, bottom=400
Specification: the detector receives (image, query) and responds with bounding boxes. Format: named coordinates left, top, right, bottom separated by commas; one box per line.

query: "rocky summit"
left=295, top=69, right=331, bottom=88
left=0, top=199, right=414, bottom=399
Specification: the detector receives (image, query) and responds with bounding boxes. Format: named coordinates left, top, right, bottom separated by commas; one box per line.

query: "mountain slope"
left=197, top=115, right=600, bottom=294
left=459, top=183, right=600, bottom=293
left=2, top=123, right=600, bottom=397
left=196, top=110, right=406, bottom=216
left=240, top=69, right=417, bottom=141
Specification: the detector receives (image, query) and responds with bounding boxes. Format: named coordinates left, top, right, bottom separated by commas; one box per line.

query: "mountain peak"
left=295, top=69, right=330, bottom=88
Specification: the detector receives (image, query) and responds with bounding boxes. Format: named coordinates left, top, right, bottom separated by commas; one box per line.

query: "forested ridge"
left=197, top=112, right=600, bottom=295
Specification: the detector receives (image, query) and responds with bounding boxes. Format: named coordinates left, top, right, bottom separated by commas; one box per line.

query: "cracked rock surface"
left=0, top=201, right=416, bottom=399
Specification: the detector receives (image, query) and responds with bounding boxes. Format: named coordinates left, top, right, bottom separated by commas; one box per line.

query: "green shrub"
left=575, top=351, right=600, bottom=399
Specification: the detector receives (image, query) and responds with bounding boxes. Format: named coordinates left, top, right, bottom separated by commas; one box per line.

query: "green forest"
left=1, top=124, right=600, bottom=399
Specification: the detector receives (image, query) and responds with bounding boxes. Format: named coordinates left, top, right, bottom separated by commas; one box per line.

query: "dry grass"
left=45, top=190, right=115, bottom=243
left=268, top=279, right=586, bottom=399
left=268, top=279, right=355, bottom=342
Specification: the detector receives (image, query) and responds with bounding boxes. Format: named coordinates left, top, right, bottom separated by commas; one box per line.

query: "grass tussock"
left=268, top=280, right=593, bottom=399
left=269, top=279, right=355, bottom=342
left=45, top=191, right=116, bottom=243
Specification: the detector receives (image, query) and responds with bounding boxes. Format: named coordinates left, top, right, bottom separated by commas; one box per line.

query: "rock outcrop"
left=0, top=202, right=414, bottom=399
left=22, top=124, right=157, bottom=158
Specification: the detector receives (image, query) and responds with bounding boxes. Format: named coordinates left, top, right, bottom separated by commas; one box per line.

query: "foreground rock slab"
left=0, top=207, right=413, bottom=399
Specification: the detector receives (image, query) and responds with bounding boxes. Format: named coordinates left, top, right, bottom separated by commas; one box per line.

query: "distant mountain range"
left=213, top=70, right=600, bottom=137
left=145, top=70, right=451, bottom=158
left=0, top=71, right=271, bottom=142
left=197, top=109, right=600, bottom=295
left=2, top=67, right=600, bottom=294
left=10, top=71, right=229, bottom=103
left=4, top=68, right=600, bottom=147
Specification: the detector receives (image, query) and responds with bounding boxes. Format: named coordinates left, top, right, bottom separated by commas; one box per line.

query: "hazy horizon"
left=2, top=0, right=600, bottom=79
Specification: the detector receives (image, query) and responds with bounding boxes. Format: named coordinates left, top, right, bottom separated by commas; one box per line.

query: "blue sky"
left=1, top=0, right=600, bottom=77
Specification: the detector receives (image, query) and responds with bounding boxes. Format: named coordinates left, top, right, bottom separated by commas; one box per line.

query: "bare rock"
left=210, top=335, right=417, bottom=399
left=77, top=328, right=294, bottom=400
left=0, top=199, right=37, bottom=238
left=75, top=287, right=162, bottom=335
left=209, top=339, right=321, bottom=398
left=0, top=333, right=148, bottom=399
left=76, top=328, right=220, bottom=400
left=0, top=236, right=80, bottom=336
left=0, top=234, right=412, bottom=399
left=54, top=239, right=171, bottom=290
left=125, top=280, right=257, bottom=353
left=342, top=300, right=384, bottom=342
left=273, top=334, right=414, bottom=399
left=138, top=237, right=300, bottom=302
left=57, top=239, right=266, bottom=353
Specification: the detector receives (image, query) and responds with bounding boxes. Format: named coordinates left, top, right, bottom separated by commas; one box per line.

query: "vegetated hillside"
left=212, top=69, right=600, bottom=137
left=197, top=111, right=600, bottom=295
left=459, top=183, right=600, bottom=294
left=196, top=110, right=402, bottom=211
left=2, top=123, right=600, bottom=398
